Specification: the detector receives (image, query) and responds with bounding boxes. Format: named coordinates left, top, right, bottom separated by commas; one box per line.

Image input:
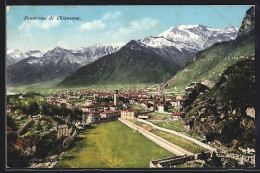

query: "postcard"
left=5, top=3, right=256, bottom=170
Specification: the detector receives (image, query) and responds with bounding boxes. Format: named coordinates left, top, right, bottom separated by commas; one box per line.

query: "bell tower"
left=113, top=90, right=118, bottom=106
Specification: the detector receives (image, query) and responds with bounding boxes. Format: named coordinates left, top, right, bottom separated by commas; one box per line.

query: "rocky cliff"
left=181, top=55, right=255, bottom=150
left=237, top=6, right=255, bottom=38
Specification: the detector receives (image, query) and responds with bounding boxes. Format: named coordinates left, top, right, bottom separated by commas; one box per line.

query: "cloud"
left=6, top=6, right=9, bottom=13
left=118, top=18, right=159, bottom=35
left=18, top=16, right=61, bottom=31
left=80, top=20, right=105, bottom=30
left=102, top=11, right=121, bottom=20
left=130, top=18, right=158, bottom=30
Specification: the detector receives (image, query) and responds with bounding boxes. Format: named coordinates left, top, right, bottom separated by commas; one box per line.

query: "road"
left=119, top=118, right=193, bottom=156
left=137, top=118, right=216, bottom=152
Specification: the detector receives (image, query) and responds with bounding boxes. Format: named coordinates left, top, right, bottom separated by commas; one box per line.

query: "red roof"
left=122, top=109, right=136, bottom=112
left=173, top=112, right=181, bottom=116
left=101, top=110, right=120, bottom=114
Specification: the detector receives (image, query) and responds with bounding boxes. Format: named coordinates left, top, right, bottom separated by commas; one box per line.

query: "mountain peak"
left=25, top=50, right=43, bottom=58
left=237, top=6, right=255, bottom=38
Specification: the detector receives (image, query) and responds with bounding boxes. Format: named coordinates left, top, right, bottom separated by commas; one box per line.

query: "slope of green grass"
left=148, top=112, right=171, bottom=119
left=131, top=120, right=207, bottom=153
left=152, top=120, right=183, bottom=132
left=131, top=105, right=145, bottom=111
left=167, top=36, right=255, bottom=90
left=56, top=121, right=174, bottom=168
left=7, top=84, right=153, bottom=97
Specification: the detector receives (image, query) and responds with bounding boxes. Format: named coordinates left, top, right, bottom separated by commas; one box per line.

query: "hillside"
left=59, top=41, right=182, bottom=87
left=6, top=44, right=125, bottom=86
left=165, top=36, right=255, bottom=90
left=165, top=6, right=255, bottom=90
left=60, top=25, right=238, bottom=87
left=180, top=55, right=255, bottom=150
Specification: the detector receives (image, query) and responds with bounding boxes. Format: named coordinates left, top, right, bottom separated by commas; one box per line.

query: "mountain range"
left=6, top=43, right=125, bottom=86
left=165, top=6, right=255, bottom=90
left=59, top=25, right=238, bottom=87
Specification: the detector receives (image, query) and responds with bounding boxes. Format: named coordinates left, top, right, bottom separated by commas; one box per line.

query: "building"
left=85, top=99, right=93, bottom=106
left=138, top=114, right=149, bottom=120
left=121, top=109, right=137, bottom=120
left=172, top=111, right=181, bottom=120
left=57, top=124, right=72, bottom=138
left=158, top=104, right=168, bottom=113
left=87, top=114, right=95, bottom=124
left=110, top=106, right=118, bottom=111
left=100, top=110, right=120, bottom=121
left=113, top=90, right=118, bottom=106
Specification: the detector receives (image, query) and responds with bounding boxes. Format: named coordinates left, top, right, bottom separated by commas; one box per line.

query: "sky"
left=6, top=5, right=252, bottom=53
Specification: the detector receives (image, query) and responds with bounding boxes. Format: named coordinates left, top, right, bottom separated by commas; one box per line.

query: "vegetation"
left=168, top=107, right=180, bottom=112
left=131, top=105, right=145, bottom=111
left=7, top=83, right=154, bottom=97
left=151, top=130, right=207, bottom=154
left=131, top=120, right=207, bottom=153
left=167, top=36, right=255, bottom=90
left=56, top=121, right=174, bottom=168
left=59, top=45, right=182, bottom=87
left=148, top=112, right=171, bottom=119
left=152, top=120, right=183, bottom=132
left=181, top=56, right=255, bottom=150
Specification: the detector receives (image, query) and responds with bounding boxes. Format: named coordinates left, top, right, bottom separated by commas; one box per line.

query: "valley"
left=6, top=5, right=255, bottom=169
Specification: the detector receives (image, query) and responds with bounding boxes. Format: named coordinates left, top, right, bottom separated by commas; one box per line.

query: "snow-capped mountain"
left=7, top=24, right=239, bottom=86
left=7, top=43, right=126, bottom=86
left=157, top=24, right=239, bottom=51
left=60, top=25, right=239, bottom=87
left=25, top=50, right=43, bottom=58
left=6, top=49, right=28, bottom=66
left=124, top=25, right=238, bottom=68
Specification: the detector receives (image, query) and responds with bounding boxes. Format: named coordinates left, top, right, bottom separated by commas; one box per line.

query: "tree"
left=200, top=151, right=208, bottom=163
left=27, top=101, right=39, bottom=116
left=211, top=152, right=222, bottom=168
left=7, top=114, right=19, bottom=131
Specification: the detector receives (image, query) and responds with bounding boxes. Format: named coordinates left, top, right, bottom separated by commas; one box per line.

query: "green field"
left=56, top=121, right=174, bottom=168
left=7, top=83, right=153, bottom=97
left=152, top=130, right=207, bottom=154
left=131, top=105, right=145, bottom=111
left=148, top=112, right=171, bottom=119
left=152, top=120, right=183, bottom=132
left=131, top=120, right=206, bottom=154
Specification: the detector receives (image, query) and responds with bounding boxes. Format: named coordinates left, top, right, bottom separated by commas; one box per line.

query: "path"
left=119, top=118, right=193, bottom=156
left=137, top=119, right=216, bottom=152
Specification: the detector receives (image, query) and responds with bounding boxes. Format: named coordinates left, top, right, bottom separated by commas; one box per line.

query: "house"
left=158, top=104, right=168, bottom=113
left=138, top=114, right=149, bottom=120
left=147, top=99, right=155, bottom=105
left=172, top=111, right=181, bottom=120
left=82, top=114, right=95, bottom=124
left=100, top=110, right=120, bottom=121
left=149, top=105, right=155, bottom=111
left=110, top=106, right=118, bottom=111
left=85, top=99, right=93, bottom=106
left=121, top=109, right=137, bottom=120
left=57, top=124, right=72, bottom=138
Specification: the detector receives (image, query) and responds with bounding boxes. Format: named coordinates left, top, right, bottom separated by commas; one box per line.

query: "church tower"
left=113, top=90, right=118, bottom=106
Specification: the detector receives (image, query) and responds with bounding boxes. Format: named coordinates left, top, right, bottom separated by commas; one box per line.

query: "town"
left=6, top=85, right=255, bottom=168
